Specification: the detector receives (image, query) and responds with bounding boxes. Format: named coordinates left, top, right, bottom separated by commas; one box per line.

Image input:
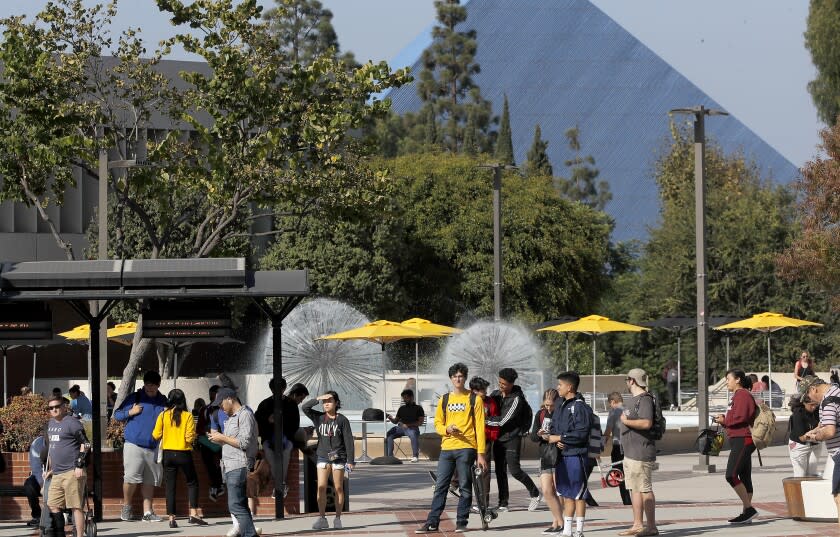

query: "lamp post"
left=93, top=127, right=147, bottom=520
left=478, top=164, right=517, bottom=322
left=668, top=105, right=728, bottom=473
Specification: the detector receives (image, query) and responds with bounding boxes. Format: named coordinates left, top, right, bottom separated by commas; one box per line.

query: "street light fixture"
left=668, top=105, right=728, bottom=474
left=477, top=163, right=517, bottom=322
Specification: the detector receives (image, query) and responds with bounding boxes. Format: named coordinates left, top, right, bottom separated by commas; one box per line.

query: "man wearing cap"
left=208, top=387, right=260, bottom=537
left=802, top=375, right=840, bottom=527
left=617, top=368, right=659, bottom=537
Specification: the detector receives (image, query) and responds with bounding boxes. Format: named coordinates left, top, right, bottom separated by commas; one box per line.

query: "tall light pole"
left=669, top=105, right=728, bottom=473
left=478, top=164, right=517, bottom=321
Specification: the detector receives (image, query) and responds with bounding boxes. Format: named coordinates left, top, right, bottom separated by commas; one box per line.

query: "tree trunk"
left=113, top=313, right=153, bottom=409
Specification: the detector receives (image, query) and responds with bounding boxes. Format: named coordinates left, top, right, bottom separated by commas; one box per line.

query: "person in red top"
left=469, top=377, right=499, bottom=511
left=714, top=369, right=758, bottom=525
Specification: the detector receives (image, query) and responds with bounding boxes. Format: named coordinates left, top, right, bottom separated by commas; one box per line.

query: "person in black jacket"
left=530, top=388, right=564, bottom=533
left=487, top=367, right=541, bottom=511
left=788, top=395, right=821, bottom=477
left=302, top=391, right=354, bottom=531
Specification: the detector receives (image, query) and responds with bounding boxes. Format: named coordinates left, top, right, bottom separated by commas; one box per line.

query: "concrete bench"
left=784, top=476, right=837, bottom=522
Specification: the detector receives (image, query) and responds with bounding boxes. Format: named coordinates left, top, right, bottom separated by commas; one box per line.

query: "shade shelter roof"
left=0, top=257, right=308, bottom=522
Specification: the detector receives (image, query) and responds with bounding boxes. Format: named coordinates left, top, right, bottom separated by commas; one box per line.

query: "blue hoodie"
left=550, top=393, right=592, bottom=457
left=113, top=388, right=167, bottom=449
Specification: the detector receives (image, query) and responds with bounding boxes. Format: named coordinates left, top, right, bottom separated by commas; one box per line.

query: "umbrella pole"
left=32, top=346, right=37, bottom=393
left=677, top=335, right=681, bottom=411
left=592, top=337, right=597, bottom=407
left=2, top=346, right=6, bottom=406
left=382, top=344, right=387, bottom=451
left=415, top=341, right=419, bottom=398
left=725, top=336, right=730, bottom=372
left=767, top=335, right=771, bottom=407
left=565, top=335, right=570, bottom=371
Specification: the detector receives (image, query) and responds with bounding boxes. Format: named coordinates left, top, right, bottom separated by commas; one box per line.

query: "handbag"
left=695, top=426, right=724, bottom=456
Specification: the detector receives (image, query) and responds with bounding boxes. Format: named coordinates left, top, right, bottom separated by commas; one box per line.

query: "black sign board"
left=0, top=303, right=53, bottom=340
left=141, top=300, right=231, bottom=340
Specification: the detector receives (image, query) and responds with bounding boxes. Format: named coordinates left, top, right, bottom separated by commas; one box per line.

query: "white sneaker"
left=225, top=528, right=240, bottom=537
left=334, top=516, right=343, bottom=529
left=312, top=516, right=329, bottom=530
left=255, top=527, right=263, bottom=536
left=528, top=493, right=543, bottom=511
left=410, top=456, right=419, bottom=462
left=470, top=505, right=480, bottom=513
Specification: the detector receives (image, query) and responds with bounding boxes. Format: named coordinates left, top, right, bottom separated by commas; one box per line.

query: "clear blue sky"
left=1, top=0, right=820, bottom=167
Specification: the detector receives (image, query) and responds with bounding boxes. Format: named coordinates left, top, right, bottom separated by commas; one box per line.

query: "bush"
left=107, top=417, right=126, bottom=450
left=0, top=395, right=49, bottom=451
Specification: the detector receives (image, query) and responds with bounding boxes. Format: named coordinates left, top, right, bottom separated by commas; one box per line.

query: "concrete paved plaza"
left=2, top=444, right=838, bottom=536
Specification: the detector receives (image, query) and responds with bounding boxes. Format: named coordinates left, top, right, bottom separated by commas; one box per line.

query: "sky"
left=0, top=0, right=821, bottom=168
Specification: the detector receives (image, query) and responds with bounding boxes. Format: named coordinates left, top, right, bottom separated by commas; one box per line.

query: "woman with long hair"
left=302, top=391, right=354, bottom=531
left=788, top=395, right=821, bottom=477
left=794, top=351, right=815, bottom=390
left=713, top=369, right=757, bottom=525
left=532, top=388, right=564, bottom=534
left=152, top=388, right=207, bottom=528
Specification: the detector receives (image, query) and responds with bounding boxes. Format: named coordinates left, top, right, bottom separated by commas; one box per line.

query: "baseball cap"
left=627, top=368, right=648, bottom=388
left=210, top=387, right=238, bottom=407
left=798, top=375, right=826, bottom=397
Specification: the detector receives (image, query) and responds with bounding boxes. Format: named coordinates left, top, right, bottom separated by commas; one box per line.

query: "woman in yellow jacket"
left=152, top=388, right=208, bottom=528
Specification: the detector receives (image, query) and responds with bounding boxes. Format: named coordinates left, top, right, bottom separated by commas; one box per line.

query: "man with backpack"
left=113, top=370, right=167, bottom=522
left=416, top=363, right=486, bottom=534
left=801, top=375, right=840, bottom=528
left=546, top=371, right=592, bottom=537
left=617, top=368, right=659, bottom=537
left=487, top=367, right=541, bottom=511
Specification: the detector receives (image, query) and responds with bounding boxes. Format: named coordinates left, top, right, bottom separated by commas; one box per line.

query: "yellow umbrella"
left=401, top=318, right=463, bottom=396
left=59, top=322, right=138, bottom=344
left=714, top=312, right=823, bottom=401
left=320, top=320, right=430, bottom=458
left=538, top=315, right=649, bottom=397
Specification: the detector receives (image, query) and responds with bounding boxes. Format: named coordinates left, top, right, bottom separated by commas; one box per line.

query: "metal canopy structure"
left=0, top=258, right=308, bottom=521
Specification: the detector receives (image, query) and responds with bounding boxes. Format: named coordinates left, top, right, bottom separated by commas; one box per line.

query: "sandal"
left=618, top=528, right=643, bottom=536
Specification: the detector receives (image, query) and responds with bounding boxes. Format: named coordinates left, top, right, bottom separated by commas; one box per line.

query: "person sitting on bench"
left=386, top=389, right=425, bottom=462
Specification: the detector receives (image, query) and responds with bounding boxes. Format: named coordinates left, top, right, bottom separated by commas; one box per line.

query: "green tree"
left=414, top=0, right=492, bottom=152
left=494, top=94, right=514, bottom=165
left=603, top=125, right=839, bottom=380
left=556, top=126, right=611, bottom=210
left=524, top=124, right=552, bottom=177
left=778, top=119, right=840, bottom=309
left=263, top=0, right=356, bottom=67
left=805, top=0, right=840, bottom=124
left=0, top=0, right=105, bottom=260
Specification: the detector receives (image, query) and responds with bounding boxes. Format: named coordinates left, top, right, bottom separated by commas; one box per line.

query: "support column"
left=272, top=316, right=285, bottom=519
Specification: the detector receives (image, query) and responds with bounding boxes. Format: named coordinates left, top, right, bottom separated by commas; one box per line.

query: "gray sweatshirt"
left=302, top=399, right=355, bottom=464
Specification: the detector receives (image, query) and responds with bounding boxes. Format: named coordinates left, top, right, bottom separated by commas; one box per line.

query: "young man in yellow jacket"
left=416, top=363, right=487, bottom=534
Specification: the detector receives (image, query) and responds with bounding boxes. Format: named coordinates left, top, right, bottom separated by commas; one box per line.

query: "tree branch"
left=18, top=171, right=75, bottom=260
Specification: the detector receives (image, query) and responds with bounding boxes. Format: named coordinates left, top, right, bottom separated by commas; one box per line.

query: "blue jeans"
left=426, top=448, right=476, bottom=526
left=386, top=426, right=420, bottom=457
left=225, top=468, right=257, bottom=537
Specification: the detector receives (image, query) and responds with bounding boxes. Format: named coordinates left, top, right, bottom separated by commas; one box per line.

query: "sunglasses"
left=48, top=404, right=63, bottom=410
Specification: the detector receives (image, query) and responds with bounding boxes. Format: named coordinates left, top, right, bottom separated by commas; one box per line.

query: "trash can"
left=303, top=453, right=349, bottom=513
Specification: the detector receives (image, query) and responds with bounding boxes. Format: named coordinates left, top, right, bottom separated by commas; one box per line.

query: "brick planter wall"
left=0, top=450, right=300, bottom=520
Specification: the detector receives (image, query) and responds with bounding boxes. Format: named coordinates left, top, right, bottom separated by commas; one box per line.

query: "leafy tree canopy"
left=805, top=0, right=840, bottom=125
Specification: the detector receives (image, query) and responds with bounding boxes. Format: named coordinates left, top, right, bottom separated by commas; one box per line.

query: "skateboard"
left=472, top=465, right=496, bottom=531
left=428, top=470, right=460, bottom=498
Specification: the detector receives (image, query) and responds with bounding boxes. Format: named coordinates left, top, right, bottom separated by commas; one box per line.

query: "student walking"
left=547, top=372, right=592, bottom=537
left=152, top=388, right=207, bottom=528
left=604, top=392, right=632, bottom=505
left=302, top=391, right=355, bottom=530
left=531, top=388, right=564, bottom=534
left=617, top=369, right=659, bottom=536
left=487, top=367, right=541, bottom=511
left=713, top=369, right=758, bottom=524
left=416, top=362, right=486, bottom=534
left=207, top=387, right=261, bottom=537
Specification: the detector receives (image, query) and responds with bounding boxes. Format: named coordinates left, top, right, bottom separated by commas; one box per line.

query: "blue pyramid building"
left=383, top=0, right=798, bottom=241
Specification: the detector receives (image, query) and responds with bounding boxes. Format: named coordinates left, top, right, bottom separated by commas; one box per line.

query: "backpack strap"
left=442, top=393, right=449, bottom=425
